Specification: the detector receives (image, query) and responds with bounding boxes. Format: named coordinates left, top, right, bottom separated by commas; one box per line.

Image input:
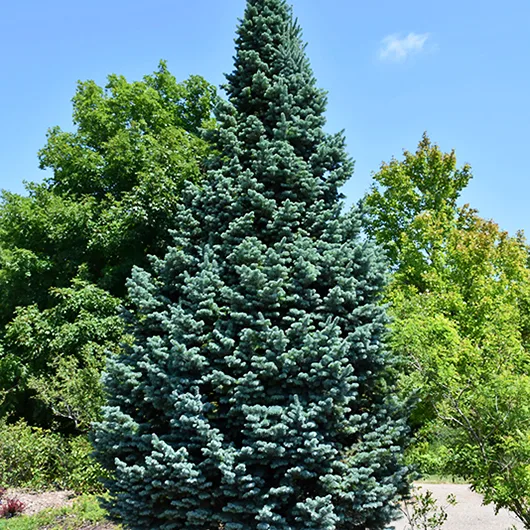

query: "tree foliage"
left=1, top=280, right=125, bottom=430
left=364, top=135, right=530, bottom=526
left=93, top=1, right=409, bottom=528
left=0, top=64, right=216, bottom=430
left=38, top=61, right=216, bottom=294
left=0, top=188, right=93, bottom=327
left=364, top=133, right=472, bottom=289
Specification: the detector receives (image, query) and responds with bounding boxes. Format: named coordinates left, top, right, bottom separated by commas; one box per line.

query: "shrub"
left=0, top=495, right=109, bottom=529
left=0, top=498, right=25, bottom=518
left=405, top=423, right=454, bottom=476
left=0, top=420, right=105, bottom=493
left=400, top=487, right=457, bottom=530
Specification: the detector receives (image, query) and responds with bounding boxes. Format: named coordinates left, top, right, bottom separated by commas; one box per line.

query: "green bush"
left=0, top=420, right=105, bottom=493
left=406, top=423, right=454, bottom=476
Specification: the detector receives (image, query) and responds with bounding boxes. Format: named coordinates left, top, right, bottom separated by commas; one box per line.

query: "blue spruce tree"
left=93, top=1, right=409, bottom=528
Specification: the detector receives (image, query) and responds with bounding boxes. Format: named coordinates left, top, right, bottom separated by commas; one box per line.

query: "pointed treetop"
left=223, top=0, right=328, bottom=155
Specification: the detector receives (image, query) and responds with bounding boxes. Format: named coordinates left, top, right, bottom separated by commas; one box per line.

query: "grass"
left=0, top=495, right=118, bottom=530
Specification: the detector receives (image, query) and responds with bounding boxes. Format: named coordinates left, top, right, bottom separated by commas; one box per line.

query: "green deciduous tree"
left=93, top=1, right=409, bottom=528
left=364, top=135, right=530, bottom=527
left=0, top=64, right=216, bottom=430
left=38, top=61, right=216, bottom=295
left=0, top=187, right=93, bottom=327
left=1, top=280, right=125, bottom=431
left=364, top=132, right=472, bottom=289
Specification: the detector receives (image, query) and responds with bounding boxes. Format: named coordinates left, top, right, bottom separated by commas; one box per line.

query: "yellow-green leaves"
left=364, top=133, right=471, bottom=284
left=366, top=133, right=530, bottom=525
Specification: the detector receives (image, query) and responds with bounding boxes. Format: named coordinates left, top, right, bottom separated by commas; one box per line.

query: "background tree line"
left=1, top=54, right=529, bottom=528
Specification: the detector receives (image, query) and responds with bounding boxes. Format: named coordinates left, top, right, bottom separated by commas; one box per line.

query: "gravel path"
left=392, top=483, right=524, bottom=530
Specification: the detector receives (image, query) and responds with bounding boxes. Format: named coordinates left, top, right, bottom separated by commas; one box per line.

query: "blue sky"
left=1, top=0, right=529, bottom=235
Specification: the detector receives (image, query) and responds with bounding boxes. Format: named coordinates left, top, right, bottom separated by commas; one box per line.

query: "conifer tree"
left=93, top=1, right=409, bottom=528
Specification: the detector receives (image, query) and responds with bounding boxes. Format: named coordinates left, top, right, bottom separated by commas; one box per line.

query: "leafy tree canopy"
left=364, top=134, right=530, bottom=526
left=38, top=61, right=216, bottom=294
left=0, top=63, right=216, bottom=430
left=0, top=279, right=125, bottom=431
left=364, top=132, right=472, bottom=289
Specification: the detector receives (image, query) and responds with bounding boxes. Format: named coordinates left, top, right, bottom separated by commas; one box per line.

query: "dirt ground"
left=2, top=489, right=118, bottom=529
left=4, top=489, right=75, bottom=516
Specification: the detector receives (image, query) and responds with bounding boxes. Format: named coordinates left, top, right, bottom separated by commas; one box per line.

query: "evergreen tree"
left=93, top=1, right=409, bottom=528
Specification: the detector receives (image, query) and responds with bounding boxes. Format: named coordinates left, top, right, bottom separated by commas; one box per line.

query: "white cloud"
left=379, top=32, right=430, bottom=62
